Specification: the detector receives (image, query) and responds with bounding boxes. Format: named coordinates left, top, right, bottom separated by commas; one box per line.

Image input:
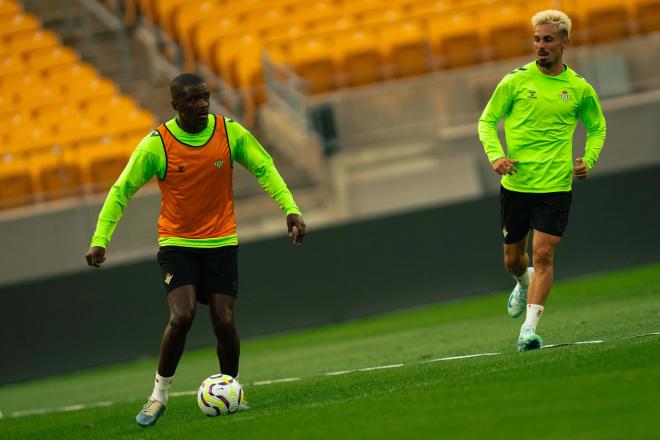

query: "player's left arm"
left=227, top=118, right=306, bottom=245
left=575, top=85, right=607, bottom=179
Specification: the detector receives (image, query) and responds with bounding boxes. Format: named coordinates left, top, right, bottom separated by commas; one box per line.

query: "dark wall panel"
left=1, top=164, right=659, bottom=384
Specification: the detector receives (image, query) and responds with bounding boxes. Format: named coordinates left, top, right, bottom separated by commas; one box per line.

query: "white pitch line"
left=357, top=363, right=404, bottom=372
left=170, top=390, right=197, bottom=397
left=3, top=331, right=658, bottom=419
left=422, top=352, right=500, bottom=363
left=10, top=401, right=112, bottom=418
left=252, top=377, right=301, bottom=386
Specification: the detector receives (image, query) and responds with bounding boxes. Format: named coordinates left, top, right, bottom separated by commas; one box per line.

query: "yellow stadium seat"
left=352, top=6, right=402, bottom=26
left=577, top=0, right=632, bottom=44
left=44, top=62, right=99, bottom=88
left=154, top=0, right=193, bottom=30
left=33, top=102, right=81, bottom=132
left=6, top=124, right=51, bottom=153
left=67, top=77, right=117, bottom=102
left=0, top=157, right=33, bottom=209
left=171, top=0, right=220, bottom=43
left=636, top=0, right=660, bottom=34
left=8, top=29, right=59, bottom=56
left=305, top=13, right=354, bottom=33
left=56, top=117, right=107, bottom=145
left=337, top=29, right=385, bottom=87
left=15, top=84, right=67, bottom=111
left=286, top=0, right=335, bottom=21
left=135, top=0, right=157, bottom=23
left=103, top=108, right=156, bottom=137
left=189, top=16, right=236, bottom=69
left=31, top=152, right=83, bottom=200
left=0, top=71, right=41, bottom=96
left=0, top=12, right=39, bottom=40
left=0, top=0, right=21, bottom=21
left=384, top=19, right=431, bottom=78
left=210, top=32, right=258, bottom=88
left=286, top=35, right=339, bottom=94
left=240, top=6, right=286, bottom=28
left=429, top=12, right=482, bottom=69
left=0, top=52, right=27, bottom=76
left=487, top=5, right=530, bottom=61
left=26, top=46, right=79, bottom=72
left=78, top=142, right=131, bottom=193
left=401, top=0, right=451, bottom=16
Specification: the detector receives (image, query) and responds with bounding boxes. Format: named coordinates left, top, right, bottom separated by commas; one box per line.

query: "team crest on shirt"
left=214, top=160, right=224, bottom=168
left=560, top=90, right=570, bottom=101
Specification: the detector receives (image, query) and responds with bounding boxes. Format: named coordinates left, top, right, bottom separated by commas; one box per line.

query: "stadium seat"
left=384, top=19, right=431, bottom=78
left=31, top=152, right=83, bottom=200
left=0, top=157, right=33, bottom=208
left=487, top=5, right=530, bottom=61
left=578, top=0, right=632, bottom=44
left=189, top=16, right=236, bottom=68
left=26, top=46, right=79, bottom=72
left=287, top=0, right=335, bottom=21
left=337, top=29, right=385, bottom=87
left=0, top=0, right=21, bottom=21
left=402, top=0, right=451, bottom=16
left=0, top=52, right=27, bottom=76
left=0, top=12, right=40, bottom=40
left=636, top=0, right=660, bottom=34
left=44, top=63, right=99, bottom=89
left=7, top=29, right=59, bottom=56
left=65, top=77, right=117, bottom=102
left=171, top=0, right=220, bottom=43
left=429, top=12, right=482, bottom=69
left=154, top=0, right=193, bottom=30
left=78, top=143, right=132, bottom=193
left=285, top=35, right=339, bottom=94
left=305, top=13, right=354, bottom=33
left=352, top=6, right=402, bottom=26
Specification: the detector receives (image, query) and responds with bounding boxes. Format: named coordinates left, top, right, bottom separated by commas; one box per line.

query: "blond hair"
left=532, top=10, right=572, bottom=38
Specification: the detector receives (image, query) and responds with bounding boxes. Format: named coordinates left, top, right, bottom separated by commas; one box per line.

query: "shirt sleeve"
left=478, top=76, right=514, bottom=163
left=579, top=85, right=607, bottom=170
left=226, top=118, right=302, bottom=216
left=90, top=136, right=164, bottom=247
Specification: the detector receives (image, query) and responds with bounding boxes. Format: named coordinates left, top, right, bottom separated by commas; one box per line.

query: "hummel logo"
left=528, top=89, right=537, bottom=99
left=177, top=166, right=185, bottom=173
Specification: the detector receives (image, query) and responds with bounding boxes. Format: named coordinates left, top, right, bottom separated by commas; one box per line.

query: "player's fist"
left=491, top=158, right=519, bottom=175
left=286, top=214, right=306, bottom=246
left=86, top=246, right=106, bottom=267
left=573, top=157, right=588, bottom=180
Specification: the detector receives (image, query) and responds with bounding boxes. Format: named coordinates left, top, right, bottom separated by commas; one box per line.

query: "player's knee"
left=169, top=310, right=195, bottom=332
left=213, top=307, right=235, bottom=331
left=533, top=246, right=554, bottom=268
left=504, top=253, right=521, bottom=272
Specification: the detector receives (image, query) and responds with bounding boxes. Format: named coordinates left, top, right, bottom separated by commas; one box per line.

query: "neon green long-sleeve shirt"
left=90, top=115, right=301, bottom=248
left=478, top=61, right=606, bottom=193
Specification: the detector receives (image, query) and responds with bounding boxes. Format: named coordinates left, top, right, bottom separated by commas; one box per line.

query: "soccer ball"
left=197, top=374, right=243, bottom=416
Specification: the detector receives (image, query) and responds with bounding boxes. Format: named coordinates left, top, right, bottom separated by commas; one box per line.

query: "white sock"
left=149, top=372, right=173, bottom=405
left=514, top=268, right=532, bottom=288
left=523, top=304, right=544, bottom=331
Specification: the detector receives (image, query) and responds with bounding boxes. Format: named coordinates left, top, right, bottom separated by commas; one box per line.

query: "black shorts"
left=500, top=186, right=572, bottom=244
left=156, top=246, right=238, bottom=304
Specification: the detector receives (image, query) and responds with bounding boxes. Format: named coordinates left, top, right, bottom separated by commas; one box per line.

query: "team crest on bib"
left=560, top=90, right=570, bottom=101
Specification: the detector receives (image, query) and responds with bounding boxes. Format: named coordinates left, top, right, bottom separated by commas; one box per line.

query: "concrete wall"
left=1, top=164, right=659, bottom=384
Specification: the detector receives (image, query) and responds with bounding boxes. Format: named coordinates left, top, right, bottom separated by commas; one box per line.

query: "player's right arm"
left=478, top=76, right=518, bottom=175
left=86, top=134, right=164, bottom=267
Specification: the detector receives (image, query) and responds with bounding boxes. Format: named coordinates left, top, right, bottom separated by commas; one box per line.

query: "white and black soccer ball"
left=197, top=374, right=243, bottom=416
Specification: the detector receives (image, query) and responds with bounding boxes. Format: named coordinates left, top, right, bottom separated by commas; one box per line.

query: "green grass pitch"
left=1, top=262, right=659, bottom=439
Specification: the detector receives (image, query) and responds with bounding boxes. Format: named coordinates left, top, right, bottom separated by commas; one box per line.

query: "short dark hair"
left=170, top=73, right=205, bottom=99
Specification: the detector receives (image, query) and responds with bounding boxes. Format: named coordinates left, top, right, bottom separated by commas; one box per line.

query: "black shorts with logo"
left=500, top=186, right=572, bottom=244
left=156, top=245, right=238, bottom=304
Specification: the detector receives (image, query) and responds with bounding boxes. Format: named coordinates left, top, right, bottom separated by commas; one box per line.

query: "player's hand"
left=86, top=246, right=106, bottom=267
left=286, top=214, right=306, bottom=246
left=573, top=157, right=589, bottom=180
left=492, top=158, right=519, bottom=175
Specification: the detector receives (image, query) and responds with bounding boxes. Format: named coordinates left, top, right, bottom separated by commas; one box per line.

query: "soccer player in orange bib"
left=85, top=73, right=306, bottom=426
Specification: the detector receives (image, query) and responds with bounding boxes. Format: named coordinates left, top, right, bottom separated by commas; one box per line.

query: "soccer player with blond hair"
left=478, top=10, right=606, bottom=351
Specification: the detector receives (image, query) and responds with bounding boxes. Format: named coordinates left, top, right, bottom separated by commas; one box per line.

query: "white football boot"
left=507, top=267, right=534, bottom=318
